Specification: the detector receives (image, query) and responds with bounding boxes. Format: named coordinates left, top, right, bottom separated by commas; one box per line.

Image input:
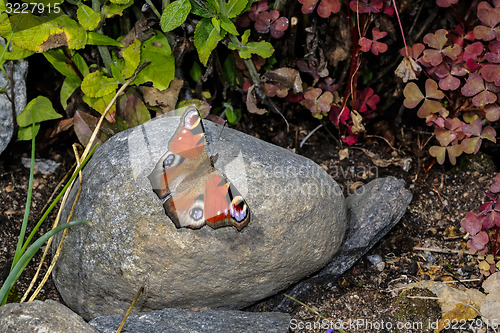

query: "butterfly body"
left=148, top=106, right=250, bottom=231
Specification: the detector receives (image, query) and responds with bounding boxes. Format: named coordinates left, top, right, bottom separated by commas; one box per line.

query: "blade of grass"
left=17, top=144, right=98, bottom=259
left=0, top=219, right=91, bottom=304
left=23, top=145, right=84, bottom=302
left=11, top=111, right=36, bottom=268
left=116, top=286, right=144, bottom=333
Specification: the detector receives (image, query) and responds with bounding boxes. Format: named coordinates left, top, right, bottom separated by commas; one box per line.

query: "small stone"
left=89, top=308, right=291, bottom=333
left=21, top=158, right=61, bottom=175
left=0, top=300, right=98, bottom=333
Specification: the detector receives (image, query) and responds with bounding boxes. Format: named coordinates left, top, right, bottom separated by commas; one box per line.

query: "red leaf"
left=298, top=0, right=319, bottom=14
left=270, top=17, right=289, bottom=38
left=470, top=231, right=489, bottom=250
left=485, top=103, right=500, bottom=121
left=301, top=88, right=333, bottom=114
left=463, top=42, right=484, bottom=62
left=423, top=29, right=448, bottom=50
left=403, top=82, right=424, bottom=108
left=436, top=0, right=458, bottom=7
left=329, top=105, right=350, bottom=125
left=462, top=74, right=485, bottom=97
left=463, top=118, right=482, bottom=136
left=429, top=145, right=446, bottom=164
left=349, top=0, right=383, bottom=13
left=424, top=79, right=445, bottom=100
left=400, top=43, right=425, bottom=59
left=359, top=37, right=373, bottom=53
left=247, top=1, right=269, bottom=21
left=485, top=41, right=500, bottom=63
left=359, top=27, right=387, bottom=55
left=317, top=0, right=341, bottom=18
left=481, top=64, right=500, bottom=86
left=461, top=212, right=482, bottom=235
left=483, top=211, right=500, bottom=228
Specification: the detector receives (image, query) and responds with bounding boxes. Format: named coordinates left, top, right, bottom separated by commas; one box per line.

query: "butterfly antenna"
left=217, top=120, right=228, bottom=142
left=265, top=98, right=289, bottom=131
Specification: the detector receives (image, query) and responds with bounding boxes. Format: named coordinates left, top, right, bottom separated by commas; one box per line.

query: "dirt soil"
left=1, top=110, right=498, bottom=332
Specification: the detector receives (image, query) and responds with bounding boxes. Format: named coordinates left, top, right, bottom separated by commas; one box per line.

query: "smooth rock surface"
left=53, top=115, right=346, bottom=320
left=0, top=50, right=28, bottom=155
left=255, top=176, right=412, bottom=311
left=0, top=300, right=99, bottom=333
left=89, top=308, right=290, bottom=333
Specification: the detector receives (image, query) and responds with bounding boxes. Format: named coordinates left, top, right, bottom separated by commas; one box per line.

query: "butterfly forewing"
left=148, top=106, right=250, bottom=231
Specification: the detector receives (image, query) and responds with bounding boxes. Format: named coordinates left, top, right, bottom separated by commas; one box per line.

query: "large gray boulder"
left=89, top=308, right=291, bottom=333
left=52, top=115, right=346, bottom=320
left=0, top=54, right=28, bottom=155
left=0, top=300, right=99, bottom=333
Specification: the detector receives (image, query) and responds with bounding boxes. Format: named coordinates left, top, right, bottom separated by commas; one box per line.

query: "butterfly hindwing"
left=204, top=171, right=250, bottom=231
left=148, top=106, right=250, bottom=231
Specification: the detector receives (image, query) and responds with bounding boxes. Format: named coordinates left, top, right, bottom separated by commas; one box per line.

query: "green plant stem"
left=11, top=112, right=36, bottom=270
left=0, top=219, right=90, bottom=305
left=144, top=0, right=162, bottom=18
left=15, top=144, right=98, bottom=266
left=227, top=34, right=261, bottom=85
left=92, top=0, right=112, bottom=74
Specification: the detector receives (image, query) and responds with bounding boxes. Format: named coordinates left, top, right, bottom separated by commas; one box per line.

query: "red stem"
left=493, top=226, right=500, bottom=256
left=340, top=5, right=364, bottom=116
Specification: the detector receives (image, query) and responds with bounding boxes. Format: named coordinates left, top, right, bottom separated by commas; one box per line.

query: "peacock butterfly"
left=148, top=106, right=250, bottom=231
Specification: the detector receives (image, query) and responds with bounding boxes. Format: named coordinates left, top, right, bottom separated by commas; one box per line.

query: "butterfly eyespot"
left=163, top=153, right=176, bottom=168
left=189, top=207, right=203, bottom=221
left=230, top=196, right=248, bottom=222
left=184, top=110, right=201, bottom=130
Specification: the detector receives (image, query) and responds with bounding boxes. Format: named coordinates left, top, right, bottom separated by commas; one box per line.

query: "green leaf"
left=102, top=0, right=133, bottom=18
left=189, top=0, right=215, bottom=18
left=0, top=13, right=87, bottom=52
left=212, top=17, right=221, bottom=34
left=208, top=0, right=220, bottom=12
left=228, top=40, right=274, bottom=59
left=77, top=3, right=100, bottom=31
left=81, top=71, right=119, bottom=98
left=17, top=96, right=61, bottom=127
left=83, top=93, right=117, bottom=120
left=17, top=96, right=61, bottom=140
left=194, top=18, right=225, bottom=65
left=86, top=32, right=122, bottom=47
left=189, top=61, right=202, bottom=82
left=222, top=54, right=237, bottom=85
left=121, top=39, right=140, bottom=79
left=0, top=43, right=33, bottom=61
left=227, top=0, right=248, bottom=18
left=73, top=51, right=89, bottom=76
left=60, top=75, right=81, bottom=109
left=225, top=105, right=241, bottom=124
left=110, top=59, right=124, bottom=81
left=241, top=29, right=250, bottom=45
left=220, top=16, right=238, bottom=35
left=160, top=0, right=191, bottom=32
left=132, top=31, right=175, bottom=90
left=44, top=48, right=88, bottom=78
left=109, top=0, right=130, bottom=4
left=17, top=124, right=40, bottom=141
